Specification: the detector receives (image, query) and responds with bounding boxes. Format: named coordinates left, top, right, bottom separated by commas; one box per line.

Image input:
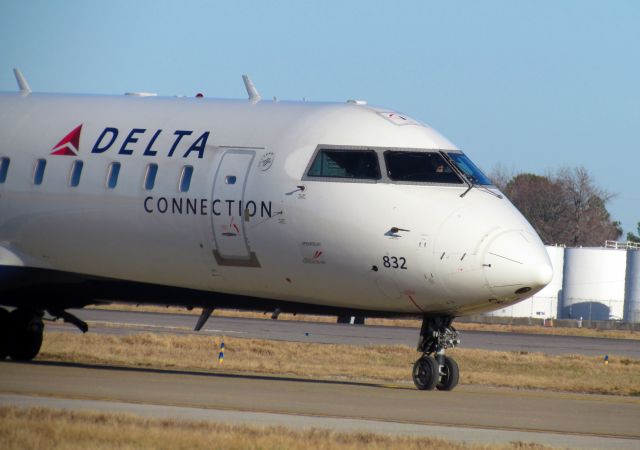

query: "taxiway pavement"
left=1, top=361, right=639, bottom=449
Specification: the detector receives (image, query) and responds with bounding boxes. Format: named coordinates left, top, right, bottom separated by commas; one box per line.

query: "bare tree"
left=487, top=163, right=515, bottom=192
left=555, top=167, right=621, bottom=246
left=503, top=173, right=567, bottom=244
left=502, top=167, right=621, bottom=246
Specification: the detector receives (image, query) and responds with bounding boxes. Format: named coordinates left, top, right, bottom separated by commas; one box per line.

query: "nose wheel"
left=435, top=355, right=459, bottom=391
left=412, top=315, right=460, bottom=391
left=412, top=355, right=438, bottom=390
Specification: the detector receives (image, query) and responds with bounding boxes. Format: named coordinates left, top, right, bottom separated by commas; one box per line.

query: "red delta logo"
left=50, top=124, right=82, bottom=156
left=48, top=125, right=210, bottom=159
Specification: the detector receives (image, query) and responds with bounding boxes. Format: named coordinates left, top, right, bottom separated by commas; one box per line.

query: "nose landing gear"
left=412, top=315, right=460, bottom=391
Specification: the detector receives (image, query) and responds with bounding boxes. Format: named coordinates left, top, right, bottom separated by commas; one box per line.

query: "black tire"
left=0, top=308, right=10, bottom=359
left=8, top=308, right=44, bottom=361
left=412, top=356, right=438, bottom=390
left=436, top=356, right=459, bottom=391
left=353, top=316, right=365, bottom=325
left=337, top=315, right=351, bottom=324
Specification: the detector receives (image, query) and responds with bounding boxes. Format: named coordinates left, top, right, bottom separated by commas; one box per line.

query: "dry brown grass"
left=0, top=406, right=552, bottom=450
left=453, top=321, right=640, bottom=340
left=40, top=331, right=640, bottom=396
left=89, top=304, right=640, bottom=340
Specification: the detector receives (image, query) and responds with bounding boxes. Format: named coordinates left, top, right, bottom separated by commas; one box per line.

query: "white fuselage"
left=0, top=92, right=552, bottom=316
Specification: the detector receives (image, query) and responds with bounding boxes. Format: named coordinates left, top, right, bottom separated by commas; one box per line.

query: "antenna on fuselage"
left=242, top=74, right=261, bottom=103
left=13, top=68, right=31, bottom=94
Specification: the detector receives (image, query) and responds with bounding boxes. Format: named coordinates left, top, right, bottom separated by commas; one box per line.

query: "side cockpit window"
left=307, top=149, right=380, bottom=180
left=446, top=152, right=493, bottom=185
left=384, top=151, right=462, bottom=184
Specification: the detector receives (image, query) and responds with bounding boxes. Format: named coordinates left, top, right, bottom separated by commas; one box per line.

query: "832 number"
left=383, top=256, right=407, bottom=269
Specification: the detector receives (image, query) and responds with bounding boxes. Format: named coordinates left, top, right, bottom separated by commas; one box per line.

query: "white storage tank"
left=624, top=249, right=640, bottom=323
left=484, top=245, right=564, bottom=319
left=561, top=247, right=627, bottom=320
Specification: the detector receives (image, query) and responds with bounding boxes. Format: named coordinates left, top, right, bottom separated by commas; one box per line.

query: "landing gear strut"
left=412, top=315, right=460, bottom=391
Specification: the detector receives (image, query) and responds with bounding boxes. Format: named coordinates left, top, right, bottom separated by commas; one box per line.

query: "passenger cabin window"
left=384, top=151, right=462, bottom=184
left=179, top=165, right=193, bottom=192
left=33, top=159, right=47, bottom=185
left=106, top=162, right=121, bottom=189
left=144, top=163, right=158, bottom=190
left=69, top=160, right=84, bottom=187
left=307, top=149, right=380, bottom=180
left=0, top=157, right=9, bottom=183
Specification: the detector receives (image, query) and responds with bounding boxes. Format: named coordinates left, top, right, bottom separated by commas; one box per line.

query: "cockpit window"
left=446, top=152, right=492, bottom=185
left=307, top=150, right=380, bottom=180
left=384, top=151, right=463, bottom=184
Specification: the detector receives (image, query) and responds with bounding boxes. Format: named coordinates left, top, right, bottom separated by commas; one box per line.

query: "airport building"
left=484, top=242, right=640, bottom=322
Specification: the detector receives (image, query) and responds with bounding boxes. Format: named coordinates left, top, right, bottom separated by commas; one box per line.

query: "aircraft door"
left=211, top=149, right=260, bottom=267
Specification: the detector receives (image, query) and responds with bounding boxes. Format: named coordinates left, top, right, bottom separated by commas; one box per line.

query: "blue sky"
left=1, top=0, right=638, bottom=237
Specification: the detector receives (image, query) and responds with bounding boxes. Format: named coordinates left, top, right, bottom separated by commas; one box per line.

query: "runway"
left=1, top=360, right=639, bottom=449
left=49, top=308, right=640, bottom=359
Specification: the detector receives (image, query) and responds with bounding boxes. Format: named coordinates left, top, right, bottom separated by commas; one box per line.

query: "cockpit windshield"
left=445, top=152, right=493, bottom=186
left=304, top=146, right=494, bottom=189
left=384, top=151, right=463, bottom=184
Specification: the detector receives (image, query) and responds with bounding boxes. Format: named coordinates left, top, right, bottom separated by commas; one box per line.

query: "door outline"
left=211, top=148, right=261, bottom=267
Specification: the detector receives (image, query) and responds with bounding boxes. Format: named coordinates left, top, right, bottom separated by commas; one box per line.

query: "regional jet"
left=0, top=69, right=552, bottom=391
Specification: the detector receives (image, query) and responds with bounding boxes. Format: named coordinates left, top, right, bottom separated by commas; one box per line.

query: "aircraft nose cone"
left=535, top=261, right=554, bottom=287
left=483, top=230, right=553, bottom=297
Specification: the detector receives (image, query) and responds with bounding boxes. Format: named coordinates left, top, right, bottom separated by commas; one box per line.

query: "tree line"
left=491, top=166, right=622, bottom=247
